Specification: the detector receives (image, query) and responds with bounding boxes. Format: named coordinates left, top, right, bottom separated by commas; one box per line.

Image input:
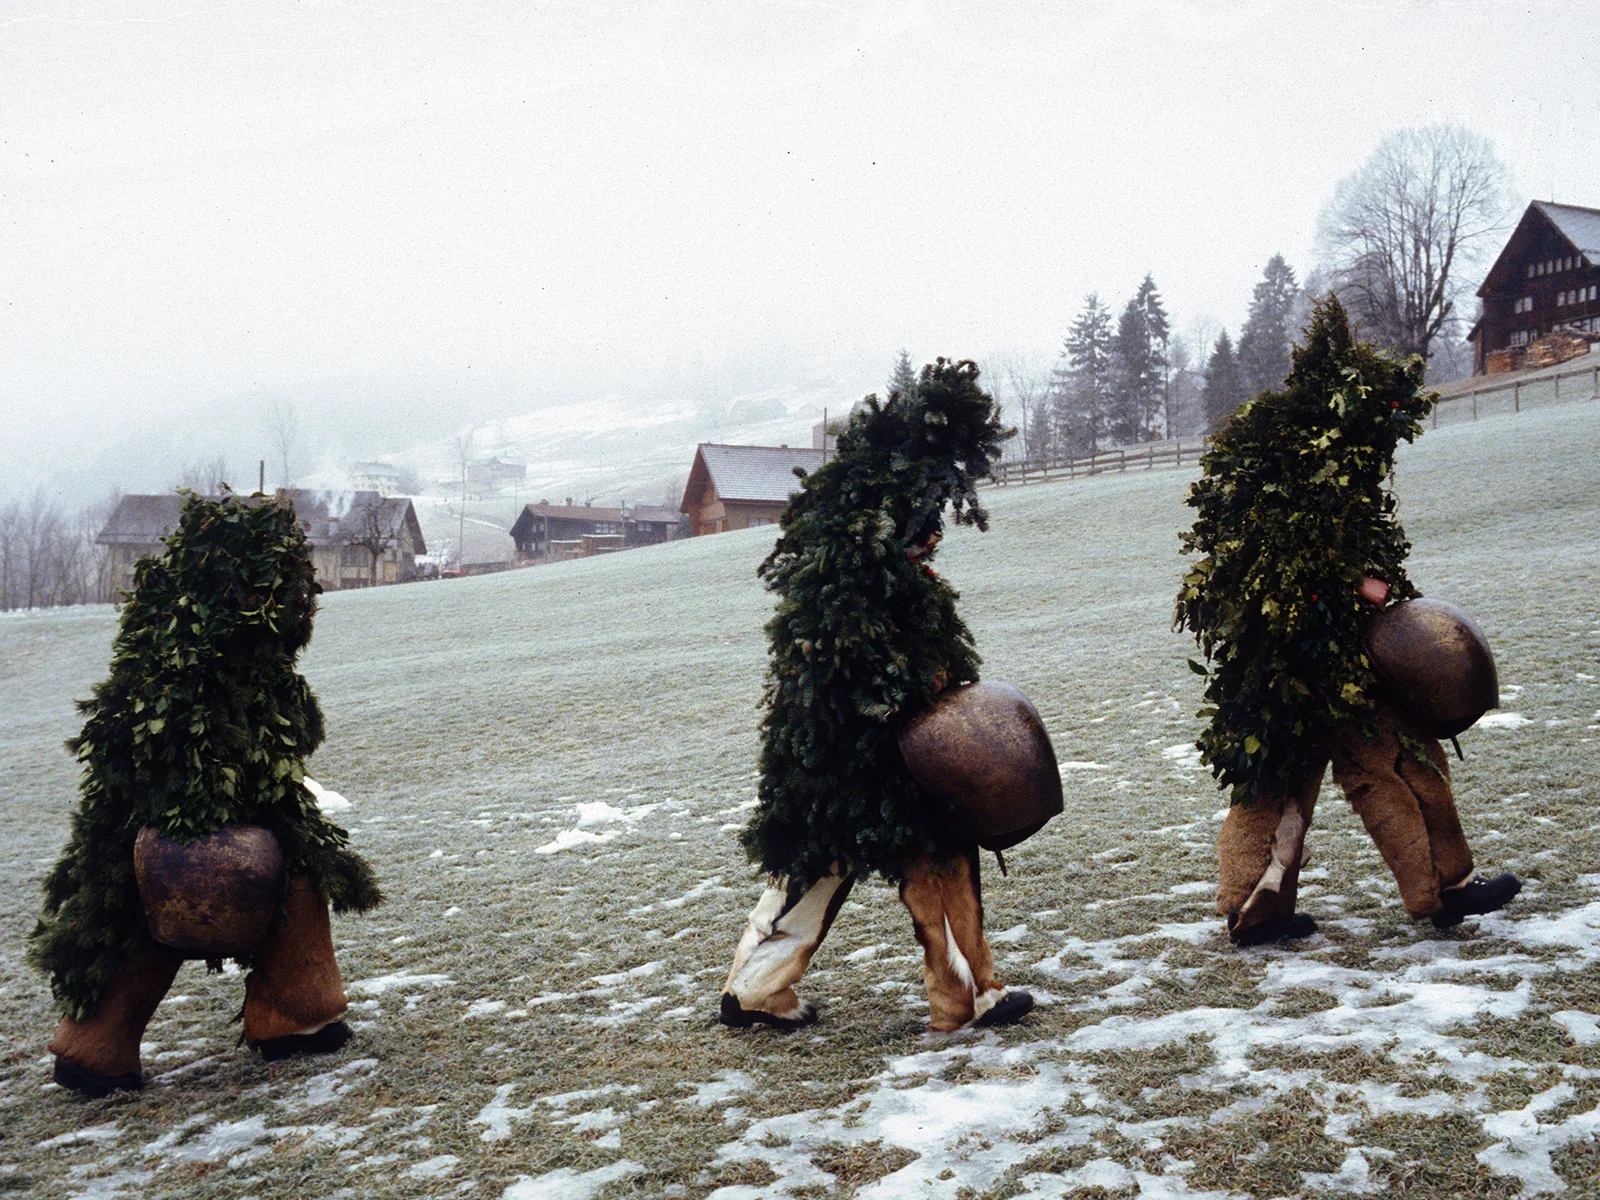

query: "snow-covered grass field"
left=2, top=399, right=1598, bottom=1199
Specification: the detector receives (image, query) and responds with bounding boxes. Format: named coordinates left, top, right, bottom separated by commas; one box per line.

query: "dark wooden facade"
left=1469, top=201, right=1600, bottom=374
left=510, top=502, right=681, bottom=562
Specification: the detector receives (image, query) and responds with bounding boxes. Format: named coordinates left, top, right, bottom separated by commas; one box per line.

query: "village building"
left=1468, top=200, right=1600, bottom=374
left=466, top=457, right=528, bottom=496
left=679, top=443, right=824, bottom=536
left=347, top=461, right=402, bottom=496
left=509, top=501, right=682, bottom=562
left=98, top=491, right=426, bottom=596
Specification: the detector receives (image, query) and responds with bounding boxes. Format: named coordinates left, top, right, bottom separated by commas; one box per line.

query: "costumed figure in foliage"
left=720, top=359, right=1036, bottom=1032
left=32, top=491, right=382, bottom=1096
left=1176, top=298, right=1520, bottom=947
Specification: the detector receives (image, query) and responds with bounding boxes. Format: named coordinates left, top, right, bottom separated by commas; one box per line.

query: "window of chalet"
left=341, top=544, right=368, bottom=567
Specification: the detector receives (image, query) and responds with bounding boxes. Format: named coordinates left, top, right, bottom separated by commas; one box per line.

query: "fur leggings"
left=1218, top=703, right=1475, bottom=935
left=49, top=877, right=348, bottom=1081
left=724, top=847, right=1009, bottom=1031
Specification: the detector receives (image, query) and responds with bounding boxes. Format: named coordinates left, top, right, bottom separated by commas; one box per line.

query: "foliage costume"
left=721, top=361, right=1032, bottom=1031
left=31, top=492, right=382, bottom=1095
left=1176, top=299, right=1517, bottom=944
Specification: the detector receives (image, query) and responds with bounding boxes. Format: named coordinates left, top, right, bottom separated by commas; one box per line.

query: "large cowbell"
left=898, top=682, right=1064, bottom=851
left=1364, top=598, right=1499, bottom=739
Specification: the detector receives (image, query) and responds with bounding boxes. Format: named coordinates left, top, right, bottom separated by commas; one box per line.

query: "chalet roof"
left=1480, top=200, right=1600, bottom=295
left=518, top=502, right=626, bottom=523
left=97, top=491, right=426, bottom=554
left=97, top=494, right=184, bottom=544
left=1537, top=201, right=1600, bottom=259
left=681, top=443, right=825, bottom=511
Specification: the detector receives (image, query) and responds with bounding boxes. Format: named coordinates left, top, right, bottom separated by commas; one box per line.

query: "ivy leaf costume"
left=1175, top=298, right=1430, bottom=805
left=32, top=491, right=380, bottom=1093
left=1176, top=299, right=1519, bottom=943
left=723, top=361, right=1035, bottom=1032
left=740, top=359, right=1009, bottom=884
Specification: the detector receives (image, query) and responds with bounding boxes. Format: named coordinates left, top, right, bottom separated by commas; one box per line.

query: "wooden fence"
left=1429, top=355, right=1600, bottom=428
left=989, top=438, right=1209, bottom=487
left=989, top=355, right=1600, bottom=488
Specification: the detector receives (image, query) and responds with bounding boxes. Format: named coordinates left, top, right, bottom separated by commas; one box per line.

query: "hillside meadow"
left=1, top=397, right=1597, bottom=1199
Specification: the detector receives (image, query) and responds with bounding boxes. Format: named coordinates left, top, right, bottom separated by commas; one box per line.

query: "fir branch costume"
left=32, top=491, right=381, bottom=1094
left=722, top=361, right=1033, bottom=1031
left=1176, top=299, right=1518, bottom=943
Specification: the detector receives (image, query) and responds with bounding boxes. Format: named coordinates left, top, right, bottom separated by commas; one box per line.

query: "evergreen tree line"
left=1013, top=256, right=1310, bottom=464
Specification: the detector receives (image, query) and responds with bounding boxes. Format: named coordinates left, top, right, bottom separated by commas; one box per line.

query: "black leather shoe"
left=1229, top=912, right=1318, bottom=947
left=718, top=992, right=817, bottom=1031
left=972, top=990, right=1035, bottom=1028
left=1433, top=873, right=1522, bottom=929
left=53, top=1058, right=143, bottom=1099
left=251, top=1019, right=354, bottom=1062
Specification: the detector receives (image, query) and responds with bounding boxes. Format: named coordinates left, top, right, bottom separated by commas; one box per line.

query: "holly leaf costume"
left=31, top=491, right=382, bottom=1020
left=1175, top=298, right=1434, bottom=804
left=739, top=360, right=1011, bottom=882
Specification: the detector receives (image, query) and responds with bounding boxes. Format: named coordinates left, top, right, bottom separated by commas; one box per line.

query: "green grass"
left=2, top=398, right=1598, bottom=1198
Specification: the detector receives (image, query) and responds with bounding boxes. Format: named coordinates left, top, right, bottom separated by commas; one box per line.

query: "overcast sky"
left=3, top=0, right=1597, bottom=500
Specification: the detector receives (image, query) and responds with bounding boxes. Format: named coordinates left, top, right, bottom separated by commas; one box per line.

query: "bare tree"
left=1315, top=125, right=1512, bottom=362
left=347, top=495, right=398, bottom=587
left=176, top=456, right=231, bottom=493
left=261, top=399, right=301, bottom=489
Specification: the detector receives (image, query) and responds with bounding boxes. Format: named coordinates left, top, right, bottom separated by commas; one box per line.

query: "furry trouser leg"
left=899, top=847, right=1004, bottom=1032
left=1331, top=705, right=1473, bottom=918
left=1216, top=769, right=1323, bottom=937
left=723, top=870, right=855, bottom=1021
left=242, top=877, right=349, bottom=1043
left=49, top=946, right=185, bottom=1084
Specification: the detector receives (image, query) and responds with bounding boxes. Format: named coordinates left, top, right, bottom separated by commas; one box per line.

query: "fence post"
left=1473, top=392, right=1478, bottom=420
left=1554, top=373, right=1559, bottom=403
left=1513, top=381, right=1519, bottom=412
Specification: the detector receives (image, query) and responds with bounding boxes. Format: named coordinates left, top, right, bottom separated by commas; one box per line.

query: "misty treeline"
left=0, top=458, right=240, bottom=612
left=0, top=492, right=121, bottom=611
left=991, top=124, right=1510, bottom=463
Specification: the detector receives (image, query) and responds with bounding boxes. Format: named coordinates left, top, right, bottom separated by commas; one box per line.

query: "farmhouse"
left=680, top=443, right=824, bottom=536
left=509, top=501, right=682, bottom=562
left=1468, top=200, right=1600, bottom=374
left=98, top=491, right=426, bottom=595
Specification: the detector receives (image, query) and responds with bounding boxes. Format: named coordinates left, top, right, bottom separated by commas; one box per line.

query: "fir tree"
left=888, top=349, right=917, bottom=401
left=1108, top=275, right=1170, bottom=443
left=1237, top=255, right=1302, bottom=395
left=739, top=360, right=1011, bottom=883
left=1200, top=330, right=1247, bottom=432
left=1050, top=293, right=1112, bottom=455
left=31, top=491, right=382, bottom=1019
left=1175, top=298, right=1434, bottom=805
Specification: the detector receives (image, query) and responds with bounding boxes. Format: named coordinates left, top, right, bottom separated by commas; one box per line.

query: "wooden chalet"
left=1468, top=200, right=1600, bottom=374
left=679, top=444, right=824, bottom=536
left=98, top=491, right=426, bottom=596
left=509, top=501, right=682, bottom=562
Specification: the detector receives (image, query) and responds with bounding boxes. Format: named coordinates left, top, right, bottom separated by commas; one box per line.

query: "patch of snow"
left=407, top=1155, right=461, bottom=1179
left=1477, top=712, right=1532, bottom=729
left=501, top=1158, right=643, bottom=1199
left=1551, top=1010, right=1600, bottom=1046
left=681, top=1071, right=755, bottom=1107
left=1478, top=1083, right=1600, bottom=1196
left=464, top=998, right=509, bottom=1019
left=1058, top=761, right=1107, bottom=771
left=349, top=971, right=453, bottom=996
left=37, top=1122, right=121, bottom=1149
left=304, top=777, right=352, bottom=812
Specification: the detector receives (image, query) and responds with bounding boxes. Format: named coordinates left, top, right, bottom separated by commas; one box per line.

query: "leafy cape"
left=740, top=360, right=1011, bottom=883
left=31, top=491, right=382, bottom=1019
left=1175, top=298, right=1434, bottom=803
